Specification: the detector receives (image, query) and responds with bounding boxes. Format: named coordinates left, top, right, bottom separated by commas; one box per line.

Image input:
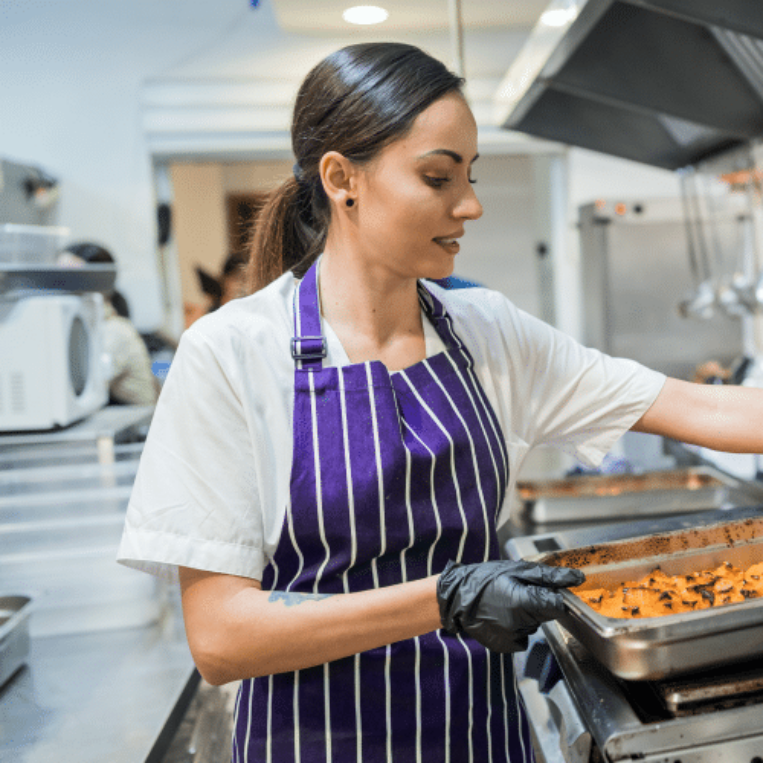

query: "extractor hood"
left=495, top=0, right=763, bottom=170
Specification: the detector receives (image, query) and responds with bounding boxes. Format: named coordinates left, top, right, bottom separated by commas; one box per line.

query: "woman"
left=119, top=43, right=763, bottom=761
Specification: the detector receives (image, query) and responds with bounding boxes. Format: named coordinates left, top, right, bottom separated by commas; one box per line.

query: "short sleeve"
left=510, top=306, right=667, bottom=466
left=117, top=326, right=265, bottom=581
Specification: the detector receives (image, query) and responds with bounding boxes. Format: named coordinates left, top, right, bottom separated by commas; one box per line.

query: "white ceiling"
left=270, top=0, right=550, bottom=34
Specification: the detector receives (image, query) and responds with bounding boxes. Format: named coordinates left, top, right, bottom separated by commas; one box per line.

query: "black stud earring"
left=346, top=198, right=355, bottom=207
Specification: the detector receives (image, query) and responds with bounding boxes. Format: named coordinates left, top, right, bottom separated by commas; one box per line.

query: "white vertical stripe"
left=425, top=361, right=492, bottom=562
left=456, top=635, right=475, bottom=763
left=308, top=374, right=333, bottom=760
left=399, top=371, right=469, bottom=562
left=264, top=557, right=280, bottom=763
left=385, top=643, right=393, bottom=762
left=245, top=677, right=255, bottom=762
left=399, top=445, right=414, bottom=584
left=284, top=498, right=304, bottom=592
left=294, top=671, right=301, bottom=763
left=324, top=663, right=332, bottom=762
left=435, top=630, right=452, bottom=763
left=355, top=653, right=363, bottom=762
left=308, top=372, right=331, bottom=593
left=232, top=685, right=242, bottom=762
left=463, top=359, right=509, bottom=476
left=264, top=676, right=274, bottom=763
left=400, top=421, right=447, bottom=763
left=400, top=420, right=442, bottom=575
left=338, top=369, right=358, bottom=593
left=444, top=352, right=503, bottom=530
left=414, top=636, right=422, bottom=763
left=485, top=651, right=494, bottom=763
left=499, top=654, right=511, bottom=760
left=513, top=666, right=530, bottom=762
left=366, top=362, right=386, bottom=589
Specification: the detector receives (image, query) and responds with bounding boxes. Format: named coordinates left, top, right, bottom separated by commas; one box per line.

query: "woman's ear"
left=319, top=151, right=357, bottom=209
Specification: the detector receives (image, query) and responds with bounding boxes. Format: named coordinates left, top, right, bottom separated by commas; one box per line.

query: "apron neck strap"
left=417, top=281, right=464, bottom=352
left=292, top=259, right=326, bottom=370
left=292, top=263, right=465, bottom=369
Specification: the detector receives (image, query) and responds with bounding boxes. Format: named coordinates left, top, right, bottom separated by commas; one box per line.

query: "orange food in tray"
left=573, top=561, right=763, bottom=619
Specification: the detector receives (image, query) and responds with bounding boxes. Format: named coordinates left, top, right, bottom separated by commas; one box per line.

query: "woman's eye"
left=469, top=177, right=478, bottom=185
left=425, top=176, right=451, bottom=188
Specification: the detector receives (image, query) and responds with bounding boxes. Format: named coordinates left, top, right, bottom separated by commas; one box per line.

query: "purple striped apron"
left=232, top=261, right=534, bottom=762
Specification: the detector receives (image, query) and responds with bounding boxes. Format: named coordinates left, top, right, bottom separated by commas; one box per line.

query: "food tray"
left=0, top=595, right=32, bottom=688
left=516, top=466, right=763, bottom=523
left=532, top=515, right=763, bottom=680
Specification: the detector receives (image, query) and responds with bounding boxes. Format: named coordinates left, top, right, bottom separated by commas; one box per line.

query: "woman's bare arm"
left=178, top=567, right=441, bottom=685
left=632, top=377, right=763, bottom=452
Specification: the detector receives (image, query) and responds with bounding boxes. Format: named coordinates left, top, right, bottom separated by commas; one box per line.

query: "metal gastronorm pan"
left=516, top=466, right=763, bottom=523
left=0, top=595, right=32, bottom=688
left=532, top=515, right=763, bottom=680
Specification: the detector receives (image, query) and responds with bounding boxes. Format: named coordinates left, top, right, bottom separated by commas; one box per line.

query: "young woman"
left=119, top=42, right=763, bottom=762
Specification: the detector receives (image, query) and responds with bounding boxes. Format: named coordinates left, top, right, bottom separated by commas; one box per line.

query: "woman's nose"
left=455, top=184, right=483, bottom=221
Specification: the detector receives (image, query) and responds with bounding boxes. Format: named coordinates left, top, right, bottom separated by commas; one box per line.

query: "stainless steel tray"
left=531, top=515, right=763, bottom=680
left=516, top=466, right=763, bottom=523
left=0, top=595, right=32, bottom=688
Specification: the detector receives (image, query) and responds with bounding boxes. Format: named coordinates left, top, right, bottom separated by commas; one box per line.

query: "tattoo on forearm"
left=268, top=590, right=334, bottom=607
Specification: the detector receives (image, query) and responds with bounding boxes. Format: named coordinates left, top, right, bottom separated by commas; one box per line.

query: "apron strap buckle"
left=291, top=335, right=327, bottom=363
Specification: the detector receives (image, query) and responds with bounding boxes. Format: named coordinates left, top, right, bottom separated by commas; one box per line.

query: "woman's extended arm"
left=178, top=567, right=441, bottom=685
left=632, top=377, right=763, bottom=452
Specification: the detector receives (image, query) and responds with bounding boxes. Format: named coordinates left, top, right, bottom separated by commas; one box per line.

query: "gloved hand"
left=437, top=559, right=585, bottom=653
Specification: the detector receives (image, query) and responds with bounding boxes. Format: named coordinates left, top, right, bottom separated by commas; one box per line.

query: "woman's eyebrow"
left=417, top=149, right=480, bottom=164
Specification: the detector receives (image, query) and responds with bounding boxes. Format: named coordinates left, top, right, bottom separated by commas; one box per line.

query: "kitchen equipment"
left=578, top=198, right=745, bottom=381
left=531, top=514, right=763, bottom=680
left=0, top=595, right=32, bottom=689
left=0, top=293, right=109, bottom=431
left=495, top=0, right=763, bottom=170
left=508, top=507, right=763, bottom=763
left=516, top=465, right=763, bottom=525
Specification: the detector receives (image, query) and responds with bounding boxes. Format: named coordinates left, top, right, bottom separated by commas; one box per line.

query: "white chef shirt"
left=117, top=269, right=666, bottom=582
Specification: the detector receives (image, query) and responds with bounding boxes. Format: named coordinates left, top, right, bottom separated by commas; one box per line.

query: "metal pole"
left=448, top=0, right=465, bottom=78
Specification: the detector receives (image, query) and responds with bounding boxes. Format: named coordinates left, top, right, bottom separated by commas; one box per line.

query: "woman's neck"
left=317, top=246, right=426, bottom=369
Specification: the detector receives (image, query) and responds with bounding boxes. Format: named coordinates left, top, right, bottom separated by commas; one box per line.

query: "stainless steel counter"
left=0, top=601, right=196, bottom=763
left=0, top=404, right=200, bottom=763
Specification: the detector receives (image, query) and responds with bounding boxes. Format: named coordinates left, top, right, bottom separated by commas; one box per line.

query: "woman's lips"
left=433, top=237, right=460, bottom=254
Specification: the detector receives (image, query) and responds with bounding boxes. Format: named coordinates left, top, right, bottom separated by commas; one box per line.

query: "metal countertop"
left=0, top=404, right=197, bottom=763
left=0, top=603, right=196, bottom=763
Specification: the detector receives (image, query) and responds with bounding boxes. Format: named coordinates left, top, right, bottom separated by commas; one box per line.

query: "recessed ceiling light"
left=539, top=7, right=577, bottom=27
left=342, top=5, right=389, bottom=25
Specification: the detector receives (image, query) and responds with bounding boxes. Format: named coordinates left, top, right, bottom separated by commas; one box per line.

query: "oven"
left=506, top=506, right=763, bottom=763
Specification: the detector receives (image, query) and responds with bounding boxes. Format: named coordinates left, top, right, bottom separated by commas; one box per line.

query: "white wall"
left=0, top=0, right=281, bottom=332
left=0, top=0, right=682, bottom=336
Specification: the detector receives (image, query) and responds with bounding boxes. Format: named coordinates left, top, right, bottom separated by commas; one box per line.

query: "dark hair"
left=247, top=42, right=465, bottom=292
left=63, top=242, right=129, bottom=316
left=63, top=242, right=115, bottom=265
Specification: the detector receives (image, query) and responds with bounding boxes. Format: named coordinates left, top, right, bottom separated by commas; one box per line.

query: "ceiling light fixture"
left=342, top=5, right=389, bottom=25
left=539, top=7, right=577, bottom=28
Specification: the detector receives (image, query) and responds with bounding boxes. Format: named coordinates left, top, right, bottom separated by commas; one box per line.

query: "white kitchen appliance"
left=0, top=293, right=108, bottom=431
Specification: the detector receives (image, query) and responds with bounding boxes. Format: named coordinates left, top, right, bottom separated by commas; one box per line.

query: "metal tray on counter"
left=516, top=466, right=763, bottom=524
left=0, top=595, right=32, bottom=688
left=531, top=515, right=763, bottom=680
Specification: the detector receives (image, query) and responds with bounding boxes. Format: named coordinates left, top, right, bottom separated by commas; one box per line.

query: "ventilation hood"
left=495, top=0, right=763, bottom=170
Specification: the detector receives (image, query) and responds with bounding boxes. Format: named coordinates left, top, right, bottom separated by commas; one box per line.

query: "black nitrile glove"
left=437, top=559, right=586, bottom=653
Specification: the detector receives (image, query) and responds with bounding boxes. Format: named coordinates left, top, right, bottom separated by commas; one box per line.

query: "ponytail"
left=246, top=174, right=328, bottom=294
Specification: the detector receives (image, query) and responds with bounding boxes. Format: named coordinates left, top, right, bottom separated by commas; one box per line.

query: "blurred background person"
left=58, top=242, right=159, bottom=406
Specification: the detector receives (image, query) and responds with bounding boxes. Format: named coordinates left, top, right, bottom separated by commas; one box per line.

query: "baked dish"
left=573, top=561, right=763, bottom=619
